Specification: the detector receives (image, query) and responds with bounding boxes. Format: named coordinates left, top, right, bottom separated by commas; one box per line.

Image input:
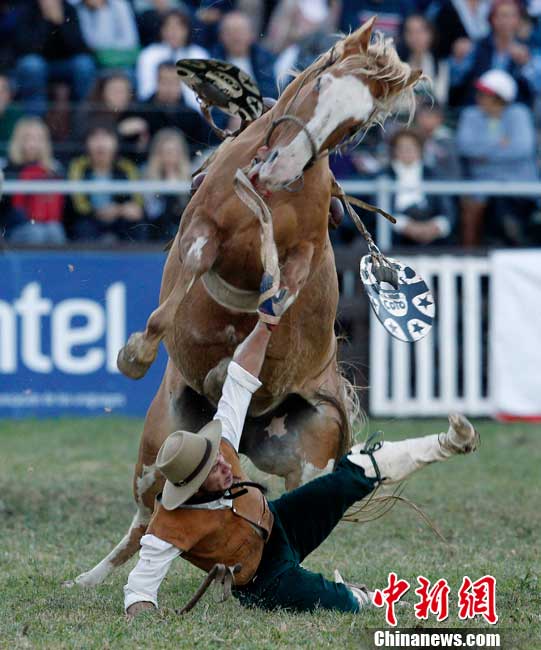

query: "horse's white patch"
left=300, top=458, right=334, bottom=485
left=136, top=464, right=157, bottom=500
left=265, top=416, right=288, bottom=439
left=70, top=506, right=151, bottom=587
left=259, top=74, right=374, bottom=187
left=188, top=236, right=208, bottom=262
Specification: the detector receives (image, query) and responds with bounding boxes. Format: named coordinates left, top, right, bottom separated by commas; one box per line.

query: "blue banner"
left=0, top=250, right=168, bottom=417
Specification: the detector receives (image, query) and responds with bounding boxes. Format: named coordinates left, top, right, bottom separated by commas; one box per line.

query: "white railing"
left=370, top=255, right=492, bottom=417
left=2, top=178, right=540, bottom=251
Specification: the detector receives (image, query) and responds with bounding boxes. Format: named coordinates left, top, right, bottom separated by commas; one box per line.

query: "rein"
left=177, top=563, right=242, bottom=615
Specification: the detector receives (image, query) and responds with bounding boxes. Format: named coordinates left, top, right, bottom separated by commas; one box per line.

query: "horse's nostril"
left=268, top=150, right=278, bottom=164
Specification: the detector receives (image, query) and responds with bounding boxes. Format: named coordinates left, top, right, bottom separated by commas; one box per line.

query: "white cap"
left=475, top=69, right=517, bottom=103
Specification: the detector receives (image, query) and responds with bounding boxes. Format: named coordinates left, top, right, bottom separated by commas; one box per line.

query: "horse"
left=71, top=18, right=422, bottom=587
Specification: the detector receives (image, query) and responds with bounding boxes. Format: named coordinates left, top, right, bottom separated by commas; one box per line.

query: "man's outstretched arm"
left=215, top=280, right=293, bottom=451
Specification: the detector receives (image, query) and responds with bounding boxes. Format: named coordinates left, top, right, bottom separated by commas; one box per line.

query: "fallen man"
left=124, top=278, right=479, bottom=618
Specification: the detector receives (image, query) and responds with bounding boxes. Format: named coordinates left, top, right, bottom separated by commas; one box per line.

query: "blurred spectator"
left=414, top=101, right=461, bottom=179
left=265, top=0, right=339, bottom=54
left=0, top=0, right=22, bottom=70
left=14, top=0, right=96, bottom=115
left=76, top=0, right=140, bottom=69
left=137, top=0, right=190, bottom=47
left=339, top=0, right=412, bottom=40
left=0, top=74, right=23, bottom=158
left=74, top=71, right=149, bottom=161
left=212, top=11, right=277, bottom=99
left=67, top=124, right=145, bottom=241
left=449, top=0, right=541, bottom=107
left=0, top=117, right=66, bottom=244
left=136, top=8, right=208, bottom=107
left=456, top=69, right=538, bottom=246
left=399, top=15, right=449, bottom=104
left=430, top=0, right=490, bottom=60
left=269, top=1, right=339, bottom=85
left=143, top=128, right=191, bottom=239
left=133, top=61, right=212, bottom=154
left=382, top=129, right=456, bottom=246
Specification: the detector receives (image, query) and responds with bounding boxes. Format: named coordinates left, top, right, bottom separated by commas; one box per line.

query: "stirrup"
left=359, top=431, right=385, bottom=483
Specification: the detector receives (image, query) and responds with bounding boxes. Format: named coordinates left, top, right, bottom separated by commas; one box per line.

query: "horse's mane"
left=278, top=30, right=419, bottom=145
left=337, top=31, right=418, bottom=127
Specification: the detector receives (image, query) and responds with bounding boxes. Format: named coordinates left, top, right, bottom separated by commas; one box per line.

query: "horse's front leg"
left=118, top=216, right=219, bottom=379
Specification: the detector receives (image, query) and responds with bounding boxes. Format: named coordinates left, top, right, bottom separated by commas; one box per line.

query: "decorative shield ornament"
left=360, top=255, right=435, bottom=342
left=176, top=59, right=264, bottom=122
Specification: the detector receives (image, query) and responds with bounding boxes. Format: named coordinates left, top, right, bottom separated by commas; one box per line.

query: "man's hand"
left=126, top=601, right=156, bottom=620
left=257, top=273, right=295, bottom=327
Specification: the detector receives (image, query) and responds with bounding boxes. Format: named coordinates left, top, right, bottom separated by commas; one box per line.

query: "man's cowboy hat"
left=157, top=421, right=222, bottom=510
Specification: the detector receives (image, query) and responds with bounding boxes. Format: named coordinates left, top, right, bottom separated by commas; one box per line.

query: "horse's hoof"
left=62, top=579, right=76, bottom=588
left=117, top=332, right=154, bottom=379
left=203, top=358, right=231, bottom=406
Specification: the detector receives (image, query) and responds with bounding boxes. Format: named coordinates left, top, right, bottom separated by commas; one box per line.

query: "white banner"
left=490, top=250, right=541, bottom=419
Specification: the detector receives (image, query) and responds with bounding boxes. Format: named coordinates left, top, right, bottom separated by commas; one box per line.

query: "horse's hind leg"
left=68, top=361, right=185, bottom=587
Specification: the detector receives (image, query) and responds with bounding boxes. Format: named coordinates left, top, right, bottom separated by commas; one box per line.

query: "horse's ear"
left=407, top=69, right=423, bottom=87
left=342, top=16, right=376, bottom=58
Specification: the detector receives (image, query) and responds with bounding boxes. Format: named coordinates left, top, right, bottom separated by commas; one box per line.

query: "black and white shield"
left=176, top=58, right=264, bottom=121
left=360, top=255, right=435, bottom=342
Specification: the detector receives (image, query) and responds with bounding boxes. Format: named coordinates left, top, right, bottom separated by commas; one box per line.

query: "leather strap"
left=177, top=563, right=242, bottom=615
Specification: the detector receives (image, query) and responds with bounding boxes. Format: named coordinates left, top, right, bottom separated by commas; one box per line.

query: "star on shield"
left=418, top=296, right=432, bottom=309
left=412, top=322, right=424, bottom=334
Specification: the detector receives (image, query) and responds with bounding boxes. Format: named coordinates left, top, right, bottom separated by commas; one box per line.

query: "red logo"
left=458, top=575, right=498, bottom=624
left=373, top=572, right=411, bottom=626
left=414, top=576, right=451, bottom=622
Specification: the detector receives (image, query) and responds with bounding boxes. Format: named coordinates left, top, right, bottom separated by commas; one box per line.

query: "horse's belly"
left=166, top=251, right=339, bottom=413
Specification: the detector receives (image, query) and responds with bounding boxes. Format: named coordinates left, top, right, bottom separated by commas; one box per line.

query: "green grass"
left=0, top=417, right=540, bottom=649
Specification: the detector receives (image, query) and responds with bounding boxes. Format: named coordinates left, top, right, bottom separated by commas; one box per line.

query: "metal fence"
left=3, top=178, right=541, bottom=250
left=2, top=178, right=540, bottom=417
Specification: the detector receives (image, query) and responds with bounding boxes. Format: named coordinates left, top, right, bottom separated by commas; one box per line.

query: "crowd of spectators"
left=0, top=0, right=540, bottom=247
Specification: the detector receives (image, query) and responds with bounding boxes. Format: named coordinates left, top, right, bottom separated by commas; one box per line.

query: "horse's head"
left=250, top=17, right=423, bottom=193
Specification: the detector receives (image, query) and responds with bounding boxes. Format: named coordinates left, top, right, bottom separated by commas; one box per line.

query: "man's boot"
left=348, top=414, right=479, bottom=484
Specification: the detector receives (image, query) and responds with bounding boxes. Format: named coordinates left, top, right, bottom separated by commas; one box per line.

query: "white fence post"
left=369, top=255, right=492, bottom=418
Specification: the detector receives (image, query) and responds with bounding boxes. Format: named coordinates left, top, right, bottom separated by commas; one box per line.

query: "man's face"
left=156, top=66, right=180, bottom=103
left=476, top=91, right=506, bottom=116
left=200, top=453, right=233, bottom=493
left=0, top=76, right=11, bottom=111
left=491, top=2, right=520, bottom=37
left=161, top=15, right=189, bottom=49
left=393, top=135, right=422, bottom=166
left=87, top=129, right=117, bottom=167
left=220, top=13, right=254, bottom=57
left=84, top=0, right=106, bottom=8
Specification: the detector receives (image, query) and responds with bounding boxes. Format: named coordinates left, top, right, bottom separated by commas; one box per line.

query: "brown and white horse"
left=71, top=19, right=422, bottom=587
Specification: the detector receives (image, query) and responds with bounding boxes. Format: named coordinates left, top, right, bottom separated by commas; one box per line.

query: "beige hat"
left=157, top=420, right=222, bottom=510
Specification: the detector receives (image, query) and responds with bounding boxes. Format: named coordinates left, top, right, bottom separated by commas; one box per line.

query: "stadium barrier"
left=2, top=179, right=540, bottom=418
left=3, top=178, right=541, bottom=251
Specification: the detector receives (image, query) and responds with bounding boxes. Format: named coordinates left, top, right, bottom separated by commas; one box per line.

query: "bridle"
left=257, top=47, right=379, bottom=192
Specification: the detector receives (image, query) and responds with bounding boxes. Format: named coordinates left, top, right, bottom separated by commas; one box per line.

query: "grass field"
left=1, top=417, right=540, bottom=650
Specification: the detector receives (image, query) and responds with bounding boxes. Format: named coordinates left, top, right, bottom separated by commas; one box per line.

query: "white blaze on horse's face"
left=258, top=73, right=375, bottom=192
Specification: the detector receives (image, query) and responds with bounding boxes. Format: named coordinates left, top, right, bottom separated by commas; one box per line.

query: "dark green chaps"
left=233, top=455, right=377, bottom=613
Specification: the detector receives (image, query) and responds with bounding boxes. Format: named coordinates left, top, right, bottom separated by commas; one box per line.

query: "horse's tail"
left=313, top=365, right=366, bottom=464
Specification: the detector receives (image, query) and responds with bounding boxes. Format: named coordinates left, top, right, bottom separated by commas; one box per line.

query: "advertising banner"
left=0, top=250, right=167, bottom=417
left=490, top=249, right=541, bottom=420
